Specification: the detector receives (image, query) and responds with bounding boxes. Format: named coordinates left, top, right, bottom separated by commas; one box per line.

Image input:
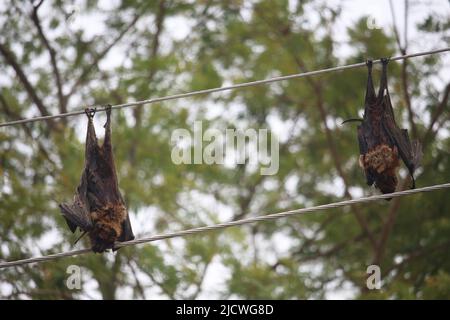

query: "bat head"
left=90, top=221, right=118, bottom=253
left=89, top=205, right=128, bottom=252
left=361, top=144, right=400, bottom=198
left=374, top=171, right=398, bottom=196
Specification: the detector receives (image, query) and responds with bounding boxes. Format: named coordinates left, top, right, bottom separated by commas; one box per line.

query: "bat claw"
left=104, top=104, right=112, bottom=114
left=342, top=118, right=363, bottom=125
left=85, top=107, right=96, bottom=119
left=103, top=104, right=112, bottom=128
left=380, top=57, right=390, bottom=65
left=410, top=175, right=416, bottom=189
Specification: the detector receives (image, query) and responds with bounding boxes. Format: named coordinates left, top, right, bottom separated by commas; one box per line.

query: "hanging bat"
left=344, top=58, right=422, bottom=196
left=60, top=106, right=134, bottom=252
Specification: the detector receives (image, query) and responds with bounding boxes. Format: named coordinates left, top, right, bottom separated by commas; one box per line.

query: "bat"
left=344, top=58, right=422, bottom=196
left=60, top=106, right=134, bottom=252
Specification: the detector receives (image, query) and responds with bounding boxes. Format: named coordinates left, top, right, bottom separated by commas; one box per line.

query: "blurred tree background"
left=0, top=0, right=449, bottom=299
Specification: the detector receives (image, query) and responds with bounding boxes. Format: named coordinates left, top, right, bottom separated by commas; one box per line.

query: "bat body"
left=60, top=106, right=134, bottom=252
left=345, top=59, right=422, bottom=195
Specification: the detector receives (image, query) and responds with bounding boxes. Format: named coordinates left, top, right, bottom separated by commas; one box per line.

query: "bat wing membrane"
left=119, top=214, right=135, bottom=242
left=381, top=96, right=422, bottom=187
left=59, top=171, right=94, bottom=233
left=357, top=124, right=376, bottom=186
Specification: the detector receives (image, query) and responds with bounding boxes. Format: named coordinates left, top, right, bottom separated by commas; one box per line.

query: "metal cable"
left=1, top=182, right=449, bottom=269
left=0, top=47, right=448, bottom=128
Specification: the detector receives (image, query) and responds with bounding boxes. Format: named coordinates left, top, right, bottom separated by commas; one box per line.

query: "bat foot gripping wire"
left=380, top=57, right=391, bottom=65
left=84, top=107, right=97, bottom=119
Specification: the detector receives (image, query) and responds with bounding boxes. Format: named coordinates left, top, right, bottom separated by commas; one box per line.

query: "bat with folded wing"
left=60, top=106, right=134, bottom=252
left=344, top=59, right=422, bottom=197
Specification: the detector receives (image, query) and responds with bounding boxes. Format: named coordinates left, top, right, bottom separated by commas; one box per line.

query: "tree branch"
left=146, top=269, right=176, bottom=299
left=190, top=260, right=212, bottom=299
left=0, top=43, right=56, bottom=130
left=30, top=1, right=66, bottom=114
left=422, top=82, right=450, bottom=148
left=389, top=0, right=405, bottom=53
left=0, top=92, right=55, bottom=166
left=150, top=0, right=166, bottom=74
left=253, top=8, right=378, bottom=250
left=382, top=240, right=450, bottom=279
left=292, top=210, right=340, bottom=258
left=65, top=13, right=142, bottom=102
left=127, top=258, right=147, bottom=299
left=404, top=0, right=409, bottom=52
left=233, top=174, right=265, bottom=221
left=314, top=90, right=378, bottom=250
left=371, top=178, right=409, bottom=267
left=390, top=0, right=417, bottom=138
left=130, top=0, right=167, bottom=162
left=295, top=227, right=381, bottom=263
left=400, top=59, right=418, bottom=138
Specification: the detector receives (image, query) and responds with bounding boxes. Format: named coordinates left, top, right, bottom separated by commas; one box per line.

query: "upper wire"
left=0, top=47, right=448, bottom=128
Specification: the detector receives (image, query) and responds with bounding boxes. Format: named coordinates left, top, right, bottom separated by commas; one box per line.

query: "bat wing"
left=378, top=57, right=421, bottom=173
left=59, top=171, right=94, bottom=233
left=61, top=107, right=135, bottom=251
left=382, top=98, right=422, bottom=187
left=365, top=60, right=376, bottom=106
left=119, top=214, right=135, bottom=242
left=357, top=124, right=375, bottom=186
left=60, top=200, right=93, bottom=233
left=60, top=114, right=97, bottom=234
left=117, top=191, right=134, bottom=242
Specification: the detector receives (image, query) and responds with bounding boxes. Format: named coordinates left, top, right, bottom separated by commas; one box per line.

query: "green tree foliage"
left=0, top=0, right=449, bottom=299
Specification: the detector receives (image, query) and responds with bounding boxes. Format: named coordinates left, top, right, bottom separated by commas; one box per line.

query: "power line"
left=1, top=182, right=449, bottom=269
left=0, top=47, right=449, bottom=128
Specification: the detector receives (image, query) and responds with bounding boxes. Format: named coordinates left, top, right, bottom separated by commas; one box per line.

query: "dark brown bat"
left=60, top=106, right=134, bottom=252
left=344, top=59, right=422, bottom=196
